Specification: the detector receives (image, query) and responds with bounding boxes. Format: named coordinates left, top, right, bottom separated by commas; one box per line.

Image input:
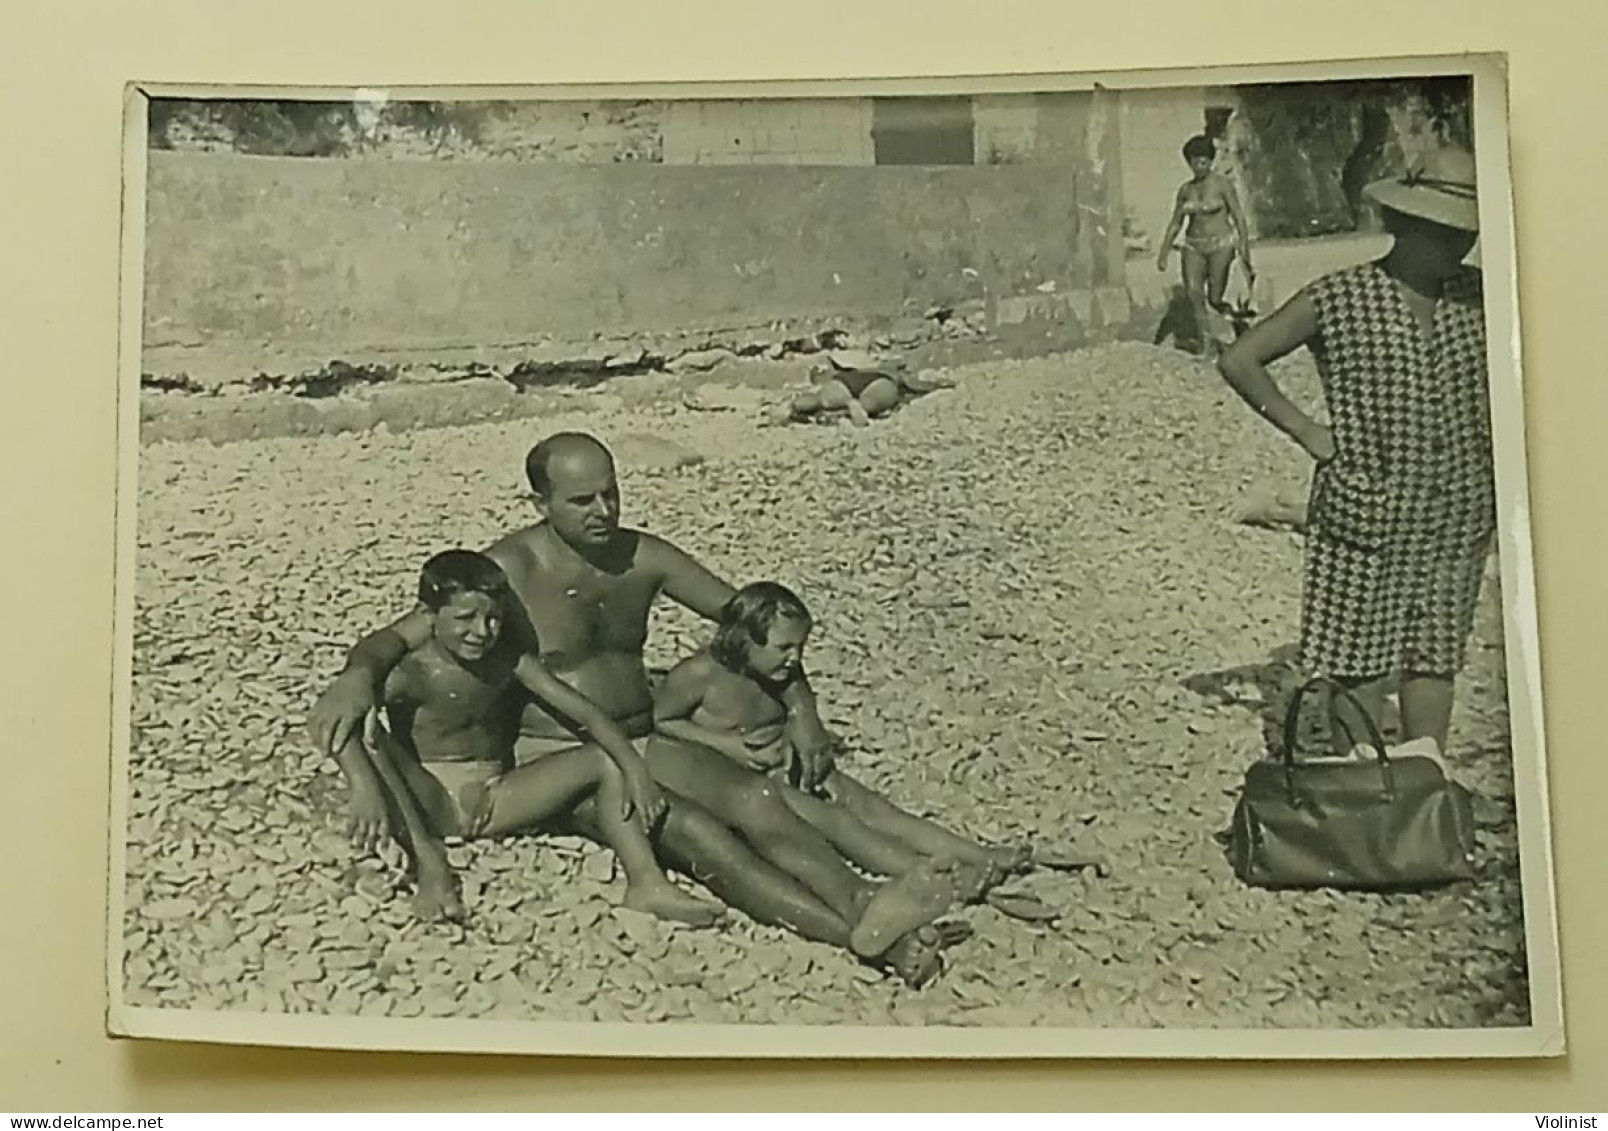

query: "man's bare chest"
left=511, top=564, right=656, bottom=658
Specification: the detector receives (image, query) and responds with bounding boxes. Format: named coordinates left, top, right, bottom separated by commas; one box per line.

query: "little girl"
left=650, top=581, right=1030, bottom=935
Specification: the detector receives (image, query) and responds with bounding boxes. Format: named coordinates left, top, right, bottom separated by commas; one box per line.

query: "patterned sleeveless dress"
left=1298, top=261, right=1497, bottom=680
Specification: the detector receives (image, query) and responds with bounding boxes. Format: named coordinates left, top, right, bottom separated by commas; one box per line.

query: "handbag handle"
left=1278, top=676, right=1398, bottom=800
left=1238, top=259, right=1259, bottom=303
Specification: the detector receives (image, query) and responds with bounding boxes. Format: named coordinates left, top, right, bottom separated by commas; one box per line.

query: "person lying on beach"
left=766, top=352, right=951, bottom=428
left=333, top=547, right=724, bottom=927
left=648, top=581, right=1031, bottom=958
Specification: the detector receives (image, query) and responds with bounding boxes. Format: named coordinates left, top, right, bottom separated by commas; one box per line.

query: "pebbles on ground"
left=123, top=341, right=1529, bottom=1030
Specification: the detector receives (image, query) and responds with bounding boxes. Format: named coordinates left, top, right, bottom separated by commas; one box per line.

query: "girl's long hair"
left=709, top=581, right=812, bottom=673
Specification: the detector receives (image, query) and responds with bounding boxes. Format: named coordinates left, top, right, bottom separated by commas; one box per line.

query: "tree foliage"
left=1231, top=77, right=1474, bottom=239
left=148, top=98, right=488, bottom=156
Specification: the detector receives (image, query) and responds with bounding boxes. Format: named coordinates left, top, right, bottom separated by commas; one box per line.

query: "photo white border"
left=107, top=50, right=1563, bottom=1060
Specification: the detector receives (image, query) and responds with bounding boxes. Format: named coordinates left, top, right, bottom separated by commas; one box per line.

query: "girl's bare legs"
left=827, top=772, right=1030, bottom=876
left=780, top=785, right=923, bottom=877
left=644, top=738, right=872, bottom=921
left=645, top=737, right=963, bottom=959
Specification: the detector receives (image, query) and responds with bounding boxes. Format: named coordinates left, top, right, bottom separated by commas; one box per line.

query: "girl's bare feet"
left=942, top=845, right=1033, bottom=903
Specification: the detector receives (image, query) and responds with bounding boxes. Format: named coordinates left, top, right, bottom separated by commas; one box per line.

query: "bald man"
left=308, top=432, right=956, bottom=986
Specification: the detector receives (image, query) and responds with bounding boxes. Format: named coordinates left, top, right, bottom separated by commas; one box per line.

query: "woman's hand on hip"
left=1298, top=421, right=1337, bottom=463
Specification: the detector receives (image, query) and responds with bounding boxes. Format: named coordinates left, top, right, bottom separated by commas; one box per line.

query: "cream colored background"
left=2, top=0, right=1601, bottom=1111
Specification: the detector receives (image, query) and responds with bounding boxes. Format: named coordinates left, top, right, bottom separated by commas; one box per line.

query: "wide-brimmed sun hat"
left=1364, top=144, right=1480, bottom=232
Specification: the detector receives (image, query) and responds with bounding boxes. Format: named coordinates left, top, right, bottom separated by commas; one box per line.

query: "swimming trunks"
left=834, top=370, right=897, bottom=399
left=419, top=759, right=502, bottom=837
left=511, top=709, right=654, bottom=767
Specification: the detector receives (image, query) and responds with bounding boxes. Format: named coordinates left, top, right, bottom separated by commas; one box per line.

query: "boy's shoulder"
left=391, top=642, right=512, bottom=701
left=386, top=644, right=439, bottom=701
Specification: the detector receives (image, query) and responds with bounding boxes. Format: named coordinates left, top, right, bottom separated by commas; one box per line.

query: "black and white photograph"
left=109, top=55, right=1561, bottom=1058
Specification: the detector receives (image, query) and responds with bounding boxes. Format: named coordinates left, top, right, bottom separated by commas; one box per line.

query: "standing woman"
left=1216, top=144, right=1490, bottom=761
left=1157, top=134, right=1253, bottom=356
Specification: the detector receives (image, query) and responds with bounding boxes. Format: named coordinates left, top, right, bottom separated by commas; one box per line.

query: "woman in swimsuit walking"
left=1157, top=134, right=1253, bottom=357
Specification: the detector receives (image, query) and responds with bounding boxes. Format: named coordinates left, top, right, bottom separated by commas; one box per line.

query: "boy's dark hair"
left=710, top=581, right=812, bottom=672
left=417, top=549, right=511, bottom=611
left=525, top=431, right=610, bottom=498
left=1182, top=134, right=1216, bottom=162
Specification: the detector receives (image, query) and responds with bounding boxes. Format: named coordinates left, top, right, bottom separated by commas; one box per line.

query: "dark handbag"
left=1227, top=677, right=1478, bottom=890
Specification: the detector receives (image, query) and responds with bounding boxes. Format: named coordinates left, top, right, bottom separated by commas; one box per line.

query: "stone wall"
left=151, top=92, right=1096, bottom=170
left=660, top=99, right=876, bottom=165
left=141, top=146, right=1120, bottom=378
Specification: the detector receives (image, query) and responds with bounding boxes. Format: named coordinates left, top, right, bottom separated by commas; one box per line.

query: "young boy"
left=650, top=581, right=1030, bottom=954
left=334, top=549, right=724, bottom=927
